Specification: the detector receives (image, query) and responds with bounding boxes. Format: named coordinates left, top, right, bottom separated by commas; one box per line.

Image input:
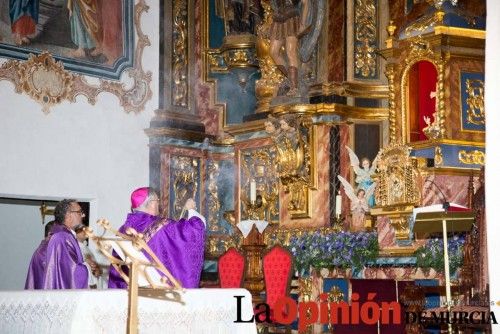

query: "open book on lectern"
left=412, top=203, right=474, bottom=239
left=412, top=203, right=469, bottom=222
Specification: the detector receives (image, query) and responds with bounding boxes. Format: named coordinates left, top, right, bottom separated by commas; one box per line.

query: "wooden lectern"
left=85, top=219, right=184, bottom=334
left=414, top=209, right=475, bottom=333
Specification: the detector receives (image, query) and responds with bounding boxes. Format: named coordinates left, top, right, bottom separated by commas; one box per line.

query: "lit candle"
left=250, top=180, right=256, bottom=203
left=335, top=192, right=342, bottom=217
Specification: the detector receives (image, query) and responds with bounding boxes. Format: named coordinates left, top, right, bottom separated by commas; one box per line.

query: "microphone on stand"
left=424, top=177, right=450, bottom=212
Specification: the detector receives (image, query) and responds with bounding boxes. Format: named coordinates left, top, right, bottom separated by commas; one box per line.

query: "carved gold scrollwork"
left=434, top=146, right=443, bottom=166
left=404, top=9, right=445, bottom=36
left=240, top=147, right=279, bottom=222
left=298, top=277, right=313, bottom=301
left=207, top=38, right=259, bottom=73
left=265, top=115, right=316, bottom=218
left=327, top=286, right=345, bottom=330
left=406, top=38, right=435, bottom=62
left=172, top=0, right=188, bottom=107
left=0, top=1, right=152, bottom=114
left=3, top=52, right=73, bottom=114
left=171, top=156, right=199, bottom=218
left=465, top=79, right=485, bottom=125
left=398, top=37, right=446, bottom=142
left=385, top=63, right=397, bottom=142
left=207, top=161, right=221, bottom=232
left=354, top=0, right=377, bottom=78
left=373, top=143, right=420, bottom=207
left=206, top=234, right=241, bottom=257
left=458, top=150, right=485, bottom=165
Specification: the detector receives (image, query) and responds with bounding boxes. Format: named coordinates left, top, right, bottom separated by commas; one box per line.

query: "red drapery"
left=416, top=61, right=438, bottom=141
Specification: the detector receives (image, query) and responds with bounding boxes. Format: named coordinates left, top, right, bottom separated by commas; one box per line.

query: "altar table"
left=0, top=288, right=256, bottom=334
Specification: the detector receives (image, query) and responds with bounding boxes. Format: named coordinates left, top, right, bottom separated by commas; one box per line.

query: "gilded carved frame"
left=392, top=38, right=446, bottom=143
left=0, top=0, right=152, bottom=114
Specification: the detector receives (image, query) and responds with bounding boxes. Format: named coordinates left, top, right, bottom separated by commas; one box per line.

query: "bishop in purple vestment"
left=108, top=187, right=206, bottom=289
left=25, top=200, right=89, bottom=289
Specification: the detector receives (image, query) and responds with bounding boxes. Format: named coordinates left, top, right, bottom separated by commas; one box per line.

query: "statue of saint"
left=268, top=0, right=325, bottom=96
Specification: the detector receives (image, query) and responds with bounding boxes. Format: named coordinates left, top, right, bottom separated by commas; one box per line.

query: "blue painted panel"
left=412, top=145, right=484, bottom=168
left=460, top=72, right=485, bottom=132
left=372, top=257, right=417, bottom=266
left=323, top=278, right=349, bottom=300
left=210, top=68, right=259, bottom=125
left=415, top=279, right=440, bottom=309
left=322, top=279, right=349, bottom=332
left=442, top=2, right=486, bottom=29
left=209, top=0, right=226, bottom=49
left=411, top=147, right=435, bottom=159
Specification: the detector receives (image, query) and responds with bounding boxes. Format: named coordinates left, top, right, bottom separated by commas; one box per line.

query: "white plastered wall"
left=0, top=2, right=159, bottom=289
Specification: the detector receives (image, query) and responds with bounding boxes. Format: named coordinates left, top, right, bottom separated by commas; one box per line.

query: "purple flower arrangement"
left=414, top=235, right=465, bottom=274
left=287, top=231, right=379, bottom=272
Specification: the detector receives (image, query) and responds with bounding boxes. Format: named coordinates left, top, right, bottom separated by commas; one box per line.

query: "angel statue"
left=422, top=90, right=441, bottom=139
left=338, top=175, right=376, bottom=232
left=345, top=146, right=379, bottom=207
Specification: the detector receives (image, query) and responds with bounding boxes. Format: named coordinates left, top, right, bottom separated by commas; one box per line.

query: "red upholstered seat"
left=259, top=245, right=293, bottom=323
left=218, top=247, right=245, bottom=288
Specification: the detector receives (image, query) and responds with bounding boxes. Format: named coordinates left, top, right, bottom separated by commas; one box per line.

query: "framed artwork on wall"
left=0, top=0, right=152, bottom=113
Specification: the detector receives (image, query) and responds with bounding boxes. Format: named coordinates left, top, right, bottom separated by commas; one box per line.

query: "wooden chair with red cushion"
left=257, top=245, right=293, bottom=332
left=218, top=247, right=245, bottom=288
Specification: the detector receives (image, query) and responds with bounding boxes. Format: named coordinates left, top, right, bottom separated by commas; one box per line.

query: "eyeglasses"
left=70, top=209, right=85, bottom=216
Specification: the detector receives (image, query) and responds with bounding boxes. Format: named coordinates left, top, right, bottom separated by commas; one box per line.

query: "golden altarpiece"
left=148, top=0, right=486, bottom=326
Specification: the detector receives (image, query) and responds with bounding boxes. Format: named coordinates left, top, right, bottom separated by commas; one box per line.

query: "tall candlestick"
left=250, top=180, right=256, bottom=203
left=335, top=192, right=342, bottom=217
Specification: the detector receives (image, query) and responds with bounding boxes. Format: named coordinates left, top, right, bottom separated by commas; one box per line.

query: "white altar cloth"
left=0, top=288, right=256, bottom=334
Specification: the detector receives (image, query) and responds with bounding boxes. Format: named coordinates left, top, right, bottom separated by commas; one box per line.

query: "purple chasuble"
left=25, top=239, right=48, bottom=289
left=108, top=211, right=205, bottom=289
left=25, top=224, right=88, bottom=289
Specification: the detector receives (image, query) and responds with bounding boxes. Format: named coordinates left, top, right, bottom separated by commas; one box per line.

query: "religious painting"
left=0, top=0, right=133, bottom=79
